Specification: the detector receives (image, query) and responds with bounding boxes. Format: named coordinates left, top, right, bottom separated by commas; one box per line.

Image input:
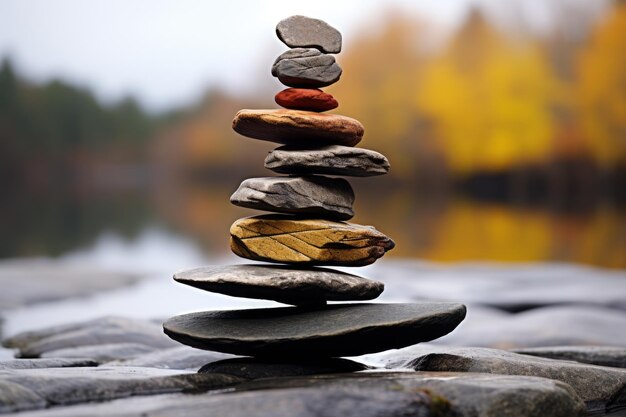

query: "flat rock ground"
left=0, top=258, right=625, bottom=416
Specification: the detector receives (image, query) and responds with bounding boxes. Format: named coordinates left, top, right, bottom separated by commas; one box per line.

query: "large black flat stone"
left=163, top=303, right=466, bottom=358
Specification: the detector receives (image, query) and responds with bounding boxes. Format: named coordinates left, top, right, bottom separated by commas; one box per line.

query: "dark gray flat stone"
left=173, top=265, right=383, bottom=306
left=0, top=366, right=243, bottom=414
left=107, top=346, right=237, bottom=370
left=230, top=176, right=354, bottom=220
left=265, top=145, right=390, bottom=177
left=397, top=346, right=626, bottom=415
left=41, top=343, right=159, bottom=363
left=199, top=357, right=369, bottom=379
left=0, top=358, right=98, bottom=370
left=276, top=15, right=342, bottom=54
left=3, top=316, right=178, bottom=358
left=163, top=303, right=466, bottom=358
left=5, top=372, right=584, bottom=417
left=513, top=345, right=626, bottom=369
left=272, top=48, right=342, bottom=88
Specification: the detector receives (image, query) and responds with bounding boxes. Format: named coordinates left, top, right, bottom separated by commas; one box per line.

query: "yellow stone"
left=230, top=215, right=395, bottom=267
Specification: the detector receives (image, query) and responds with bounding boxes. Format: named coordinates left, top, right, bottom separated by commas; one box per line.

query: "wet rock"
left=199, top=357, right=369, bottom=379
left=230, top=215, right=395, bottom=266
left=0, top=358, right=97, bottom=370
left=163, top=302, right=466, bottom=358
left=40, top=343, right=159, bottom=363
left=265, top=145, right=390, bottom=177
left=3, top=316, right=178, bottom=358
left=275, top=88, right=338, bottom=112
left=107, top=346, right=237, bottom=370
left=399, top=346, right=626, bottom=415
left=276, top=15, right=342, bottom=54
left=0, top=366, right=242, bottom=413
left=513, top=345, right=626, bottom=369
left=232, top=109, right=363, bottom=147
left=173, top=264, right=383, bottom=306
left=230, top=176, right=355, bottom=220
left=5, top=372, right=585, bottom=417
left=272, top=48, right=342, bottom=88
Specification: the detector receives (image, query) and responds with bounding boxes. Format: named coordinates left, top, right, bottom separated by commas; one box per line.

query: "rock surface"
left=230, top=176, right=355, bottom=220
left=0, top=367, right=242, bottom=414
left=0, top=358, right=98, bottom=370
left=513, top=345, right=626, bottom=369
left=275, top=88, right=338, bottom=112
left=173, top=264, right=384, bottom=306
left=40, top=343, right=159, bottom=363
left=163, top=302, right=466, bottom=358
left=398, top=346, right=626, bottom=415
left=106, top=346, right=237, bottom=370
left=232, top=109, right=364, bottom=147
left=3, top=316, right=177, bottom=358
left=230, top=215, right=395, bottom=266
left=5, top=372, right=585, bottom=417
left=265, top=145, right=390, bottom=177
left=272, top=48, right=342, bottom=88
left=276, top=15, right=342, bottom=54
left=199, top=357, right=368, bottom=379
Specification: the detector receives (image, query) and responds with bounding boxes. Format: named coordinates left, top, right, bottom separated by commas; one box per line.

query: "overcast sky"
left=0, top=0, right=581, bottom=111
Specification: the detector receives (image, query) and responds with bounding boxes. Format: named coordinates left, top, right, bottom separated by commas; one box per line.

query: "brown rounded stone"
left=229, top=214, right=395, bottom=267
left=275, top=88, right=338, bottom=112
left=232, top=109, right=363, bottom=147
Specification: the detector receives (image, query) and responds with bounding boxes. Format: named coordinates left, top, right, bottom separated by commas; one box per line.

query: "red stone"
left=275, top=88, right=339, bottom=112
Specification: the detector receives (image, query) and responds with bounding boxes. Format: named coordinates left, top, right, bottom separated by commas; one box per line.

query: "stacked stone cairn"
left=163, top=16, right=466, bottom=362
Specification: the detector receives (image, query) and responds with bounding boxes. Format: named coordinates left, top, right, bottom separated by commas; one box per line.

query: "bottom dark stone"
left=163, top=302, right=467, bottom=358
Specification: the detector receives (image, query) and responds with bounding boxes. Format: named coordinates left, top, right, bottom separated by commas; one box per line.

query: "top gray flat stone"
left=276, top=15, right=342, bottom=54
left=265, top=145, right=390, bottom=177
left=163, top=302, right=466, bottom=358
left=174, top=264, right=383, bottom=306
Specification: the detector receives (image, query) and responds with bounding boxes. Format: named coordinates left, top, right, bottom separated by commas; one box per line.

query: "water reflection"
left=3, top=180, right=623, bottom=269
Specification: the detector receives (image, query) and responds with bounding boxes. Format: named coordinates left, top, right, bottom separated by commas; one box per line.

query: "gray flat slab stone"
left=230, top=176, right=354, bottom=220
left=4, top=372, right=584, bottom=417
left=3, top=316, right=178, bottom=358
left=40, top=343, right=159, bottom=363
left=271, top=48, right=342, bottom=88
left=265, top=145, right=390, bottom=177
left=163, top=302, right=466, bottom=358
left=513, top=345, right=626, bottom=369
left=276, top=15, right=342, bottom=54
left=0, top=366, right=242, bottom=414
left=106, top=346, right=237, bottom=370
left=396, top=346, right=626, bottom=415
left=173, top=264, right=383, bottom=306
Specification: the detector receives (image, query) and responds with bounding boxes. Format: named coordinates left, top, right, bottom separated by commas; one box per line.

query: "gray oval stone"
left=276, top=15, right=342, bottom=54
left=271, top=48, right=342, bottom=88
left=230, top=176, right=354, bottom=220
left=173, top=264, right=384, bottom=305
left=265, top=145, right=390, bottom=177
left=163, top=302, right=467, bottom=358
